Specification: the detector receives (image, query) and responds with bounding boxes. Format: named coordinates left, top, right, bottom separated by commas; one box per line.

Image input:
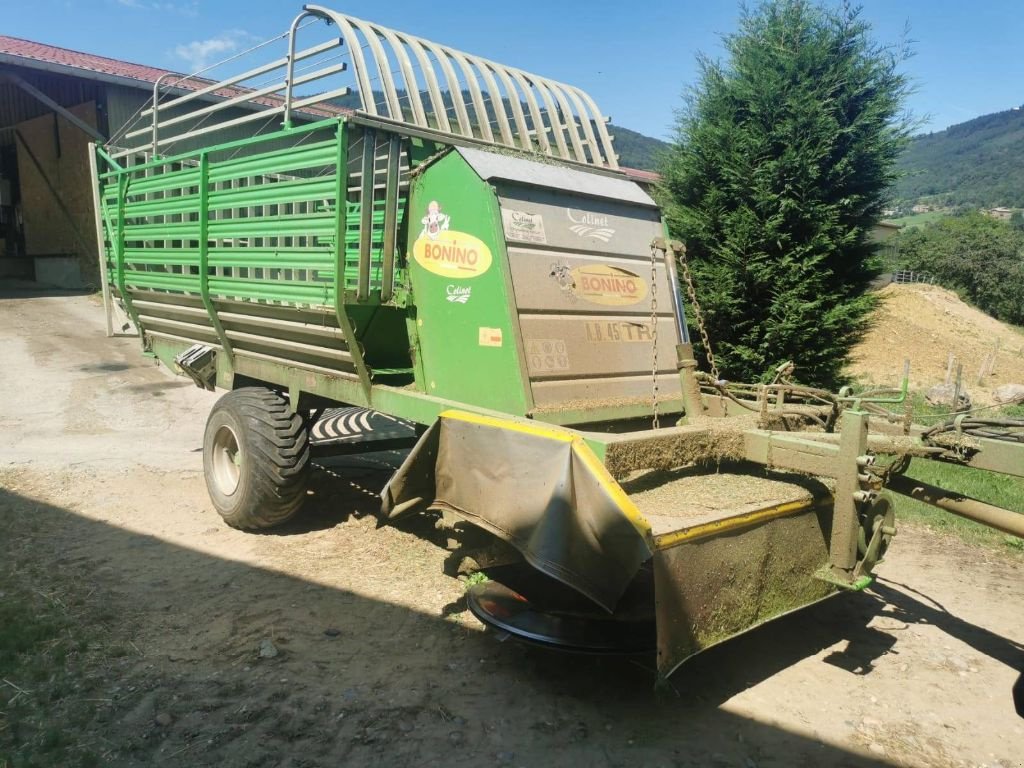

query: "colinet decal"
left=502, top=209, right=547, bottom=244
left=567, top=209, right=615, bottom=242
left=412, top=201, right=493, bottom=279
left=446, top=285, right=471, bottom=304
left=569, top=264, right=649, bottom=306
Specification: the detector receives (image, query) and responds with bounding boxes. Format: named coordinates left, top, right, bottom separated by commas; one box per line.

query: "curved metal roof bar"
left=285, top=8, right=376, bottom=117
left=521, top=74, right=569, bottom=159
left=533, top=76, right=587, bottom=163
left=417, top=39, right=475, bottom=138
left=463, top=54, right=515, bottom=147
left=372, top=25, right=429, bottom=127
left=566, top=84, right=618, bottom=168
left=301, top=5, right=616, bottom=167
left=483, top=63, right=532, bottom=150
left=345, top=17, right=404, bottom=119
left=561, top=87, right=602, bottom=165
left=444, top=49, right=495, bottom=143
left=392, top=31, right=451, bottom=133
left=503, top=68, right=553, bottom=155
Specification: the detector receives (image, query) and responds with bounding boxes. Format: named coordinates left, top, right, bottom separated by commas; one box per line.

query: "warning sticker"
left=478, top=327, right=503, bottom=347
left=526, top=338, right=570, bottom=373
left=502, top=209, right=547, bottom=244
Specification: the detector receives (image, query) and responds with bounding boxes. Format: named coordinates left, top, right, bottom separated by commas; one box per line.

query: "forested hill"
left=609, top=125, right=669, bottom=171
left=893, top=108, right=1024, bottom=207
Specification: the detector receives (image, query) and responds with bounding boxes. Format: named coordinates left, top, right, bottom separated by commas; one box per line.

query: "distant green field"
left=884, top=210, right=949, bottom=228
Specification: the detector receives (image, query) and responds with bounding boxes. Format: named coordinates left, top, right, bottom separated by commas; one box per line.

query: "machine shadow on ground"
left=0, top=481, right=919, bottom=767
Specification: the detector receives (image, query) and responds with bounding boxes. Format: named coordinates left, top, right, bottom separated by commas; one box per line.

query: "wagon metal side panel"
left=451, top=147, right=685, bottom=423
left=652, top=502, right=837, bottom=678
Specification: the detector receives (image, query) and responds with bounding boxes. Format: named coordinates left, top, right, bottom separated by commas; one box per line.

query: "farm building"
left=0, top=36, right=339, bottom=289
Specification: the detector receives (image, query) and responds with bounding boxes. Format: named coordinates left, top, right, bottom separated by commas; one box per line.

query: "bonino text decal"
left=569, top=264, right=648, bottom=306
left=414, top=231, right=493, bottom=278
left=412, top=201, right=493, bottom=279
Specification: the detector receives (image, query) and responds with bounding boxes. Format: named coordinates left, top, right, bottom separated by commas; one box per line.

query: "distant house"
left=985, top=206, right=1014, bottom=221
left=911, top=204, right=933, bottom=214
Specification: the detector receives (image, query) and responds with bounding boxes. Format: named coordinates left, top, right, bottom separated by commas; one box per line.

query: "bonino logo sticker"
left=569, top=264, right=649, bottom=306
left=412, top=201, right=493, bottom=279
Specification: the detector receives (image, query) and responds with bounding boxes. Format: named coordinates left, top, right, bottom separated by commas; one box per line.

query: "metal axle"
left=886, top=474, right=1024, bottom=539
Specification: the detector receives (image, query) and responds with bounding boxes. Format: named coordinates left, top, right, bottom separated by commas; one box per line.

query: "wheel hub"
left=211, top=424, right=241, bottom=495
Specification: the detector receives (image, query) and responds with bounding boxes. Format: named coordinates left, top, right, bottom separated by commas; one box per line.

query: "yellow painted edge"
left=571, top=437, right=654, bottom=544
left=653, top=496, right=829, bottom=550
left=439, top=409, right=575, bottom=443
left=439, top=409, right=652, bottom=544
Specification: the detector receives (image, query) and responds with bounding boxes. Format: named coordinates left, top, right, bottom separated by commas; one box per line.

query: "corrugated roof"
left=0, top=35, right=344, bottom=118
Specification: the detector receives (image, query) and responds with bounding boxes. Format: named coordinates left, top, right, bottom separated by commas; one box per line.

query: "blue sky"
left=5, top=0, right=1024, bottom=140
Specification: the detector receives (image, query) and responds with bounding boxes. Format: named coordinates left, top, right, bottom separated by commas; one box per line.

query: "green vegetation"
left=0, top=495, right=109, bottom=768
left=884, top=210, right=947, bottom=229
left=610, top=125, right=668, bottom=171
left=890, top=211, right=1024, bottom=324
left=892, top=108, right=1024, bottom=208
left=888, top=459, right=1024, bottom=553
left=865, top=394, right=1024, bottom=553
left=661, top=0, right=912, bottom=388
left=463, top=571, right=490, bottom=590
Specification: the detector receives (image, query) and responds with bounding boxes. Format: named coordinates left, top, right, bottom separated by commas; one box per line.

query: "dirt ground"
left=849, top=283, right=1024, bottom=403
left=1, top=284, right=1023, bottom=768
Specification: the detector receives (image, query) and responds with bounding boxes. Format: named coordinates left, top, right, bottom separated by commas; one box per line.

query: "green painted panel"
left=406, top=151, right=530, bottom=415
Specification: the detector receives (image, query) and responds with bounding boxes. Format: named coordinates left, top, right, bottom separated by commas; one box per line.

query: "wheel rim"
left=211, top=424, right=242, bottom=496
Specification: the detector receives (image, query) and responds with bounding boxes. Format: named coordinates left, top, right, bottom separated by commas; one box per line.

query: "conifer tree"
left=661, top=0, right=913, bottom=387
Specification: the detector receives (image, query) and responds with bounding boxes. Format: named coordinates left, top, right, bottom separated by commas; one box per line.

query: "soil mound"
left=847, top=283, right=1024, bottom=404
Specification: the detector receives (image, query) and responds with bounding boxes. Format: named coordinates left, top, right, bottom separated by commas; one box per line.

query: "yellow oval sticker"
left=570, top=264, right=649, bottom=306
left=413, top=230, right=493, bottom=279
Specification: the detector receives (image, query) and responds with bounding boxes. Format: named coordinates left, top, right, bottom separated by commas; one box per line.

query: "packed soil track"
left=1, top=285, right=1023, bottom=767
left=849, top=283, right=1024, bottom=403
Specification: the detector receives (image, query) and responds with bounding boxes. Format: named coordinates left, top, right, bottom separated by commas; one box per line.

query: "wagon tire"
left=203, top=387, right=310, bottom=530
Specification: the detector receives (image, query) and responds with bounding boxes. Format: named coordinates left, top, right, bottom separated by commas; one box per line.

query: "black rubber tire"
left=202, top=387, right=310, bottom=530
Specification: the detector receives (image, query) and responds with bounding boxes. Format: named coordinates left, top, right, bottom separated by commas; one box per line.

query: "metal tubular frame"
left=114, top=4, right=618, bottom=169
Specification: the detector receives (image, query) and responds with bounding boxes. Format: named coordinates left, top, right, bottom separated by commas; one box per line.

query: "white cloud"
left=173, top=29, right=250, bottom=73
left=117, top=0, right=199, bottom=17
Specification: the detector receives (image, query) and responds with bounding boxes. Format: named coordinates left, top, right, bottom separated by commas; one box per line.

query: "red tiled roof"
left=621, top=166, right=660, bottom=183
left=0, top=34, right=344, bottom=117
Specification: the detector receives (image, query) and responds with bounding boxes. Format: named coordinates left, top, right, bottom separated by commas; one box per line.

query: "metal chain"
left=650, top=243, right=660, bottom=430
left=675, top=245, right=720, bottom=382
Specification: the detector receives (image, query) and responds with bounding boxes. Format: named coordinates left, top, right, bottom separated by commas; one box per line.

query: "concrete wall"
left=14, top=100, right=99, bottom=286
